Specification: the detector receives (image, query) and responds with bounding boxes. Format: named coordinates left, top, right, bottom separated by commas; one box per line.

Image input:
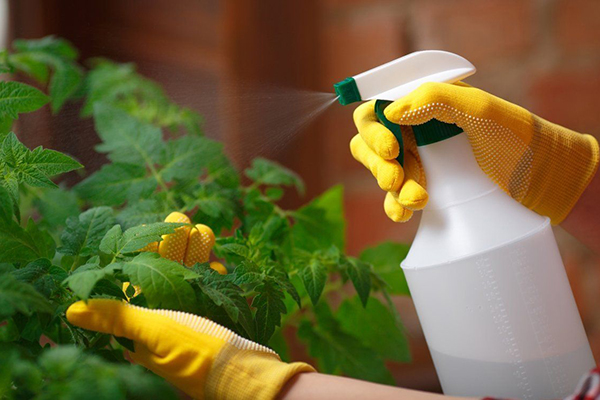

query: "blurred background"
left=5, top=0, right=600, bottom=393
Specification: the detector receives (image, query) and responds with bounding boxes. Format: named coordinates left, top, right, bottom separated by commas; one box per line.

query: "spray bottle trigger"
left=375, top=100, right=404, bottom=166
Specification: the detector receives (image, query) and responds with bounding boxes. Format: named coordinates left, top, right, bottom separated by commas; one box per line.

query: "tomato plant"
left=0, top=36, right=411, bottom=399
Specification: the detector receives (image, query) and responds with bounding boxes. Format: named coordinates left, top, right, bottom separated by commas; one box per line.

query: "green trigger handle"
left=374, top=100, right=404, bottom=166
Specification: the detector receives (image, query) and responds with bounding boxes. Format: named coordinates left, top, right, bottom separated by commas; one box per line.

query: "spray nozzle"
left=333, top=50, right=475, bottom=165
left=333, top=77, right=361, bottom=105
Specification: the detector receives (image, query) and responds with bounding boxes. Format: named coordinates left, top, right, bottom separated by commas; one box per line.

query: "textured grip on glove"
left=67, top=299, right=315, bottom=400
left=353, top=82, right=599, bottom=224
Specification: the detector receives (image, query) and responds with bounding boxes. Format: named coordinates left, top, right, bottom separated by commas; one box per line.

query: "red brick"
left=556, top=0, right=600, bottom=54
left=320, top=10, right=407, bottom=84
left=412, top=0, right=533, bottom=67
left=344, top=182, right=419, bottom=255
left=319, top=105, right=362, bottom=183
left=322, top=0, right=397, bottom=11
left=529, top=67, right=600, bottom=136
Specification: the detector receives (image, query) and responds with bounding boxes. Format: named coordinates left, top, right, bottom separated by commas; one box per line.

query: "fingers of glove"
left=353, top=101, right=400, bottom=160
left=399, top=180, right=428, bottom=211
left=183, top=224, right=216, bottom=267
left=129, top=342, right=160, bottom=372
left=139, top=241, right=158, bottom=253
left=383, top=82, right=468, bottom=124
left=398, top=152, right=428, bottom=211
left=350, top=134, right=404, bottom=192
left=210, top=261, right=228, bottom=275
left=384, top=191, right=413, bottom=222
left=67, top=299, right=157, bottom=344
left=129, top=343, right=185, bottom=381
left=67, top=299, right=219, bottom=360
left=159, top=212, right=192, bottom=263
left=130, top=342, right=211, bottom=399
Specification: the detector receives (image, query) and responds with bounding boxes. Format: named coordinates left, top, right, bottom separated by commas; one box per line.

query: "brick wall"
left=10, top=0, right=600, bottom=392
left=315, top=0, right=600, bottom=389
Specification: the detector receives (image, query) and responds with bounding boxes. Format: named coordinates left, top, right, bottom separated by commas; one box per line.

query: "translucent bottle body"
left=402, top=133, right=595, bottom=399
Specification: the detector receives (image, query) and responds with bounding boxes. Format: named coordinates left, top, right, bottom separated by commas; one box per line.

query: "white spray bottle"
left=334, top=51, right=595, bottom=400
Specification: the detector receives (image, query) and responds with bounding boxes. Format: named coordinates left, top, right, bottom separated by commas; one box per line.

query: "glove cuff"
left=205, top=343, right=316, bottom=400
left=522, top=118, right=600, bottom=224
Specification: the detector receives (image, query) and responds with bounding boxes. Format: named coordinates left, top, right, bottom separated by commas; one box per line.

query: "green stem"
left=144, top=156, right=178, bottom=210
left=70, top=256, right=80, bottom=272
left=88, top=333, right=105, bottom=349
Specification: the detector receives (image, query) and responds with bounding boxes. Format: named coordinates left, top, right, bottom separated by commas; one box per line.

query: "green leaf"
left=75, top=162, right=157, bottom=206
left=0, top=49, right=12, bottom=71
left=24, top=218, right=56, bottom=259
left=12, top=258, right=63, bottom=299
left=231, top=260, right=263, bottom=285
left=117, top=198, right=170, bottom=229
left=209, top=152, right=240, bottom=188
left=196, top=279, right=255, bottom=339
left=0, top=274, right=52, bottom=318
left=34, top=187, right=80, bottom=228
left=13, top=36, right=78, bottom=60
left=48, top=61, right=83, bottom=112
left=0, top=116, right=14, bottom=138
left=0, top=184, right=13, bottom=223
left=291, top=185, right=345, bottom=252
left=93, top=103, right=164, bottom=166
left=116, top=364, right=178, bottom=400
left=268, top=328, right=290, bottom=362
left=159, top=136, right=214, bottom=182
left=59, top=207, right=115, bottom=257
left=0, top=132, right=81, bottom=189
left=33, top=345, right=178, bottom=399
left=11, top=36, right=83, bottom=112
left=252, top=278, right=286, bottom=344
left=98, top=225, right=122, bottom=256
left=24, top=145, right=82, bottom=178
left=245, top=158, right=305, bottom=194
left=100, top=222, right=184, bottom=256
left=298, top=303, right=394, bottom=385
left=119, top=252, right=197, bottom=311
left=158, top=135, right=238, bottom=189
left=82, top=58, right=202, bottom=136
left=337, top=296, right=410, bottom=363
left=1, top=132, right=31, bottom=171
left=300, top=258, right=327, bottom=306
left=219, top=243, right=252, bottom=260
left=359, top=242, right=410, bottom=295
left=190, top=183, right=239, bottom=234
left=0, top=81, right=49, bottom=120
left=119, top=222, right=184, bottom=254
left=0, top=218, right=51, bottom=264
left=344, top=257, right=371, bottom=306
left=9, top=52, right=50, bottom=83
left=265, top=187, right=284, bottom=201
left=91, top=279, right=127, bottom=300
left=270, top=269, right=301, bottom=309
left=63, top=257, right=121, bottom=300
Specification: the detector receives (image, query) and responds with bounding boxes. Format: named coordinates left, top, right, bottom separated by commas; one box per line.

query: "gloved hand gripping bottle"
left=334, top=51, right=595, bottom=400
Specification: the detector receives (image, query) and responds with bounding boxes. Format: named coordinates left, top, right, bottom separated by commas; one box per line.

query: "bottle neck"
left=418, top=131, right=498, bottom=210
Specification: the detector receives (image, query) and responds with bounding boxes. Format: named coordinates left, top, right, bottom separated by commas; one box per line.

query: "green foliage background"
left=0, top=36, right=412, bottom=399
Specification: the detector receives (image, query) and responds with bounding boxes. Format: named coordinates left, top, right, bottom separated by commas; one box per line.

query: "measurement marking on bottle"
left=477, top=255, right=533, bottom=400
left=510, top=245, right=568, bottom=397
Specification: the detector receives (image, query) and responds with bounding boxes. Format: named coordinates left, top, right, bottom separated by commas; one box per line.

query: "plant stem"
left=143, top=155, right=178, bottom=210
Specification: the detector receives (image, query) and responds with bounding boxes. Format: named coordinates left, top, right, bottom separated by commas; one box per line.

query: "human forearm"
left=278, top=372, right=472, bottom=400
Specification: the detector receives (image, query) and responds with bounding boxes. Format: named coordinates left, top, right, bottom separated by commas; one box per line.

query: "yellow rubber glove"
left=67, top=299, right=315, bottom=400
left=125, top=213, right=225, bottom=298
left=351, top=82, right=599, bottom=224
left=142, top=212, right=222, bottom=271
